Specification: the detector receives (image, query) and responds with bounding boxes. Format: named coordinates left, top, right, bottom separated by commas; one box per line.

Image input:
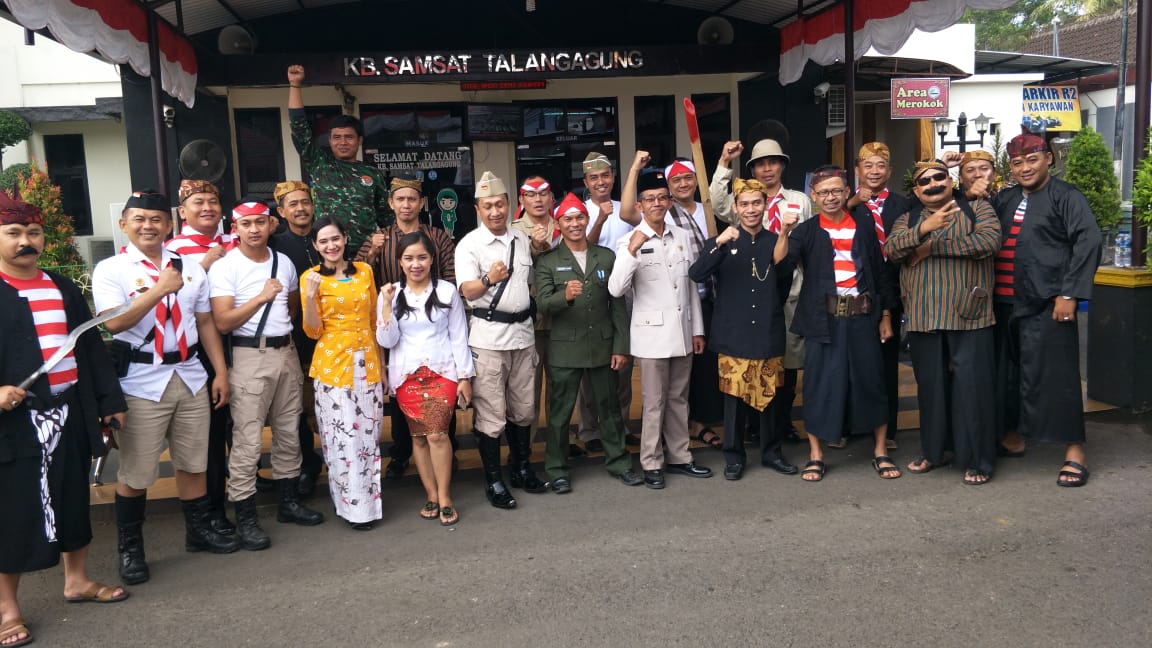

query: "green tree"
left=0, top=110, right=32, bottom=170
left=1064, top=126, right=1122, bottom=230
left=0, top=162, right=35, bottom=191
left=1132, top=128, right=1152, bottom=259
left=6, top=168, right=87, bottom=282
left=965, top=0, right=1125, bottom=50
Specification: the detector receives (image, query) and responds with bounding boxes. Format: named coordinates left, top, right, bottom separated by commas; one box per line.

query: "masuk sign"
left=890, top=78, right=950, bottom=119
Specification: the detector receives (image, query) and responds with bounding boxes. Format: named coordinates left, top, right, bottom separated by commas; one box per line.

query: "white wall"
left=946, top=73, right=1046, bottom=155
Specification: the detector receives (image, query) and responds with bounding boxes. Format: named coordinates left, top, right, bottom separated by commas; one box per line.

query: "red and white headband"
left=232, top=201, right=270, bottom=220
left=519, top=179, right=551, bottom=195
left=664, top=160, right=696, bottom=180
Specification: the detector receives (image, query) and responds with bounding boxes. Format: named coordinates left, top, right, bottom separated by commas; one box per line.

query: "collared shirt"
left=454, top=224, right=535, bottom=350
left=368, top=222, right=456, bottom=286
left=376, top=279, right=475, bottom=391
left=166, top=225, right=235, bottom=263
left=667, top=201, right=710, bottom=298
left=510, top=214, right=557, bottom=330
left=92, top=244, right=210, bottom=401
left=208, top=247, right=298, bottom=337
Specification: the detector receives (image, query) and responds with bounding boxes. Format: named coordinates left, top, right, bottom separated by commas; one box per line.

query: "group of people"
left=0, top=67, right=1101, bottom=648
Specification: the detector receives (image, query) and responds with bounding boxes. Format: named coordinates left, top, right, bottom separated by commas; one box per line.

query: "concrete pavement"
left=12, top=410, right=1151, bottom=647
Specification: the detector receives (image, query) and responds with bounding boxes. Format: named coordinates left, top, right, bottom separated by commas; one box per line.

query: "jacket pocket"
left=957, top=285, right=989, bottom=320
left=634, top=310, right=664, bottom=327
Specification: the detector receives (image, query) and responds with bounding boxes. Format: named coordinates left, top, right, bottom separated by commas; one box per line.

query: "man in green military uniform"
left=287, top=65, right=387, bottom=251
left=535, top=193, right=642, bottom=493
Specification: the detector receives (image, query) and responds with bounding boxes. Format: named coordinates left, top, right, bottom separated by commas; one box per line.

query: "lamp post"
left=933, top=112, right=991, bottom=153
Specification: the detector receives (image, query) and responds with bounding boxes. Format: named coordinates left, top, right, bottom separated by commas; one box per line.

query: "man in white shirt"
left=608, top=170, right=712, bottom=489
left=579, top=152, right=638, bottom=450
left=93, top=190, right=238, bottom=585
left=455, top=171, right=545, bottom=509
left=210, top=199, right=323, bottom=550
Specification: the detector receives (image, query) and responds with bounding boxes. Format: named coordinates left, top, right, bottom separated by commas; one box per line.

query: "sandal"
left=419, top=501, right=440, bottom=520
left=65, top=582, right=130, bottom=604
left=963, top=469, right=991, bottom=485
left=1057, top=460, right=1090, bottom=487
left=997, top=444, right=1026, bottom=458
left=0, top=618, right=32, bottom=648
left=906, top=455, right=949, bottom=474
left=826, top=436, right=848, bottom=449
left=801, top=460, right=826, bottom=482
left=439, top=505, right=459, bottom=526
left=872, top=455, right=901, bottom=480
left=694, top=427, right=723, bottom=448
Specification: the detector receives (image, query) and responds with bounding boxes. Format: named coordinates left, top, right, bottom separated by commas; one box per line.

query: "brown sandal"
left=65, top=582, right=130, bottom=603
left=0, top=618, right=32, bottom=648
left=419, top=501, right=440, bottom=520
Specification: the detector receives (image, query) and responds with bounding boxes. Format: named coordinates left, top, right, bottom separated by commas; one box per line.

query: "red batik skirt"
left=395, top=365, right=457, bottom=436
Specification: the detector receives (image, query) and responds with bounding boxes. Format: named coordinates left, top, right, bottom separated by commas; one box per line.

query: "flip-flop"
left=963, top=469, right=991, bottom=486
left=1057, top=460, right=1090, bottom=487
left=419, top=501, right=440, bottom=520
left=439, top=505, right=459, bottom=526
left=65, top=582, right=129, bottom=604
left=694, top=427, right=723, bottom=448
left=826, top=437, right=848, bottom=449
left=997, top=444, right=1026, bottom=458
left=0, top=618, right=32, bottom=648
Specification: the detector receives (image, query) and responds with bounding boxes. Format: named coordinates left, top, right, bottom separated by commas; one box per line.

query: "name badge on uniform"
left=640, top=248, right=655, bottom=255
left=557, top=265, right=572, bottom=271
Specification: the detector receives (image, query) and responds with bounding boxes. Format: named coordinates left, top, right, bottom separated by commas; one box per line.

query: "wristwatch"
left=1060, top=295, right=1074, bottom=300
left=481, top=274, right=492, bottom=288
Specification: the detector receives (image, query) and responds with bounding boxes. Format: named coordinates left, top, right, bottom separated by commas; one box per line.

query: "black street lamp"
left=933, top=112, right=991, bottom=153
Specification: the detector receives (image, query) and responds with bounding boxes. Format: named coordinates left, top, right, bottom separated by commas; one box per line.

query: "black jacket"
left=850, top=189, right=910, bottom=316
left=0, top=271, right=126, bottom=463
left=994, top=177, right=1101, bottom=315
left=786, top=209, right=895, bottom=343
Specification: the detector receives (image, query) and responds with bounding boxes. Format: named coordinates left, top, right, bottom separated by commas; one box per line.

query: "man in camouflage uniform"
left=287, top=65, right=388, bottom=251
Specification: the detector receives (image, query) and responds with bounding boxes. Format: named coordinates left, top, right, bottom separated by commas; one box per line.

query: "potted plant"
left=1133, top=127, right=1152, bottom=261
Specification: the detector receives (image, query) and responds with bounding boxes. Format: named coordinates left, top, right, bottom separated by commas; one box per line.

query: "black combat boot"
left=476, top=431, right=516, bottom=509
left=115, top=493, right=149, bottom=585
left=181, top=495, right=241, bottom=554
left=505, top=423, right=548, bottom=493
left=275, top=477, right=325, bottom=526
left=209, top=503, right=236, bottom=536
left=234, top=496, right=271, bottom=551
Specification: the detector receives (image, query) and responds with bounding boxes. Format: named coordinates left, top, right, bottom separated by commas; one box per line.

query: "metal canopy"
left=974, top=50, right=1112, bottom=78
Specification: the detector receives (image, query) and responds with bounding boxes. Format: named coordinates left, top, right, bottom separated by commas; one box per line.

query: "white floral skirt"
left=314, top=350, right=383, bottom=523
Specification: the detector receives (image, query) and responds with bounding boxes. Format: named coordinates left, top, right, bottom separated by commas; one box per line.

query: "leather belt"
left=231, top=335, right=291, bottom=349
left=826, top=292, right=872, bottom=317
left=471, top=307, right=532, bottom=324
left=130, top=343, right=201, bottom=365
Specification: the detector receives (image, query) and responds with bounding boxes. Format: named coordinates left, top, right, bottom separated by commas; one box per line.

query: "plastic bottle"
left=1115, top=230, right=1132, bottom=268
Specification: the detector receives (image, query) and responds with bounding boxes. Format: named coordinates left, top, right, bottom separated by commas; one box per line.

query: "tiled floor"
left=89, top=362, right=1114, bottom=504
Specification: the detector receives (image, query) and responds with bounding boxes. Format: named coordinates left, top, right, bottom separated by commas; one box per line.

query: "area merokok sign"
left=890, top=78, right=950, bottom=119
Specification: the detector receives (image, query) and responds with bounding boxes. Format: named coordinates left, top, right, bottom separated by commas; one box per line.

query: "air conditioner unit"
left=79, top=237, right=115, bottom=265
left=827, top=85, right=847, bottom=127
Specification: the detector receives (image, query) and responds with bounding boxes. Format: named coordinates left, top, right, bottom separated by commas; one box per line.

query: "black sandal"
left=963, top=469, right=990, bottom=485
left=439, top=505, right=459, bottom=526
left=420, top=501, right=440, bottom=520
left=695, top=427, right=723, bottom=448
left=872, top=455, right=901, bottom=479
left=1057, top=460, right=1090, bottom=487
left=801, top=460, right=826, bottom=482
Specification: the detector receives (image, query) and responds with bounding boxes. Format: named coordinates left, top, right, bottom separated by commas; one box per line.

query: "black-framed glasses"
left=916, top=172, right=949, bottom=186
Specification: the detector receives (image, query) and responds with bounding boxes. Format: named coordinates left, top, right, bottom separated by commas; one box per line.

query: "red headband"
left=553, top=192, right=588, bottom=220
left=519, top=179, right=551, bottom=195
left=664, top=160, right=695, bottom=179
left=232, top=201, right=270, bottom=220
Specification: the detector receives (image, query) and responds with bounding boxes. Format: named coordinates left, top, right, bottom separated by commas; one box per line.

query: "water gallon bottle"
left=1115, top=230, right=1132, bottom=268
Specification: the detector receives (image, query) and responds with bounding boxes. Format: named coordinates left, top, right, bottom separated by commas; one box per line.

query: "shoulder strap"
left=487, top=237, right=515, bottom=313
left=253, top=251, right=279, bottom=339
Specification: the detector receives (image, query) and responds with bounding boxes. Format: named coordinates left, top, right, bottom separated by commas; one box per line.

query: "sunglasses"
left=916, top=172, right=950, bottom=187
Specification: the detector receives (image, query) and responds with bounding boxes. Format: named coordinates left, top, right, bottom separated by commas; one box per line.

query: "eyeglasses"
left=520, top=191, right=551, bottom=199
left=813, top=188, right=847, bottom=198
left=916, top=172, right=950, bottom=187
left=640, top=194, right=671, bottom=205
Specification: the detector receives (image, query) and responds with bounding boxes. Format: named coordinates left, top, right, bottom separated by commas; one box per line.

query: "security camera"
left=813, top=82, right=831, bottom=99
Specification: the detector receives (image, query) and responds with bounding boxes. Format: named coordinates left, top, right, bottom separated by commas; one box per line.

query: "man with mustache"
left=287, top=65, right=387, bottom=252
left=1, top=190, right=129, bottom=648
left=991, top=134, right=1101, bottom=487
left=845, top=142, right=911, bottom=450
left=93, top=190, right=238, bottom=584
left=884, top=160, right=1001, bottom=484
left=711, top=139, right=813, bottom=446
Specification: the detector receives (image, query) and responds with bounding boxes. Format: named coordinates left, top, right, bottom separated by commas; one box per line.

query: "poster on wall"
left=1021, top=86, right=1081, bottom=133
left=890, top=78, right=949, bottom=119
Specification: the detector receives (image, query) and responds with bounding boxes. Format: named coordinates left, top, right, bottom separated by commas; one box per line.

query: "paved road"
left=13, top=410, right=1151, bottom=647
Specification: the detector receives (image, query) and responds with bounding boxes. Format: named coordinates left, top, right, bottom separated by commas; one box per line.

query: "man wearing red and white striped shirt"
left=1, top=190, right=129, bottom=643
left=777, top=165, right=899, bottom=483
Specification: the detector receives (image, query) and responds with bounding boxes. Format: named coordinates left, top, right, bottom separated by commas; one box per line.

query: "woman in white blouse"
left=376, top=231, right=473, bottom=526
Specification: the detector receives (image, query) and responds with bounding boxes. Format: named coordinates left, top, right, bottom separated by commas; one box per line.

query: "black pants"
left=1017, top=304, right=1086, bottom=444
left=908, top=328, right=996, bottom=473
left=992, top=301, right=1021, bottom=439
left=689, top=297, right=724, bottom=425
left=202, top=357, right=232, bottom=509
left=881, top=307, right=903, bottom=436
left=770, top=369, right=798, bottom=436
left=389, top=405, right=458, bottom=462
left=721, top=394, right=783, bottom=466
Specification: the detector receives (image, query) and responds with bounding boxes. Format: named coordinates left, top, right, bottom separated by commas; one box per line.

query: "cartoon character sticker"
left=436, top=188, right=459, bottom=238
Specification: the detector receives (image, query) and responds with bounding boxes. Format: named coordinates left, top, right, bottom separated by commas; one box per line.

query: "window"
left=234, top=108, right=284, bottom=198
left=515, top=99, right=619, bottom=197
left=634, top=95, right=676, bottom=165
left=43, top=134, right=92, bottom=235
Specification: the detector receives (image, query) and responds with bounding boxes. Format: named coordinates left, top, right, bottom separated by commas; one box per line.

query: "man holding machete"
left=1, top=189, right=129, bottom=648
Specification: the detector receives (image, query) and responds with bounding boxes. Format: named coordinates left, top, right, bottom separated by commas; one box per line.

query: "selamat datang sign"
left=890, top=78, right=950, bottom=119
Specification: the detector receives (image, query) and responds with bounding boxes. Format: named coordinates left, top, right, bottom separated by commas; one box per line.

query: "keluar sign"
left=890, top=78, right=949, bottom=119
left=1021, top=86, right=1081, bottom=133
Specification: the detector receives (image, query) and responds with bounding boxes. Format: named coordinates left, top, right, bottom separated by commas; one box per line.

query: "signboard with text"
left=1021, top=86, right=1081, bottom=132
left=890, top=78, right=949, bottom=119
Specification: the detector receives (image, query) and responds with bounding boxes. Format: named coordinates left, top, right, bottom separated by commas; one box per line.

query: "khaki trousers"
left=227, top=345, right=303, bottom=501
left=636, top=355, right=693, bottom=470
left=471, top=346, right=538, bottom=438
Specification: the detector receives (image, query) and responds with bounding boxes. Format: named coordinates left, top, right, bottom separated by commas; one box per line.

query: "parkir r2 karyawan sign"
left=1021, top=86, right=1082, bottom=132
left=890, top=78, right=950, bottom=119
